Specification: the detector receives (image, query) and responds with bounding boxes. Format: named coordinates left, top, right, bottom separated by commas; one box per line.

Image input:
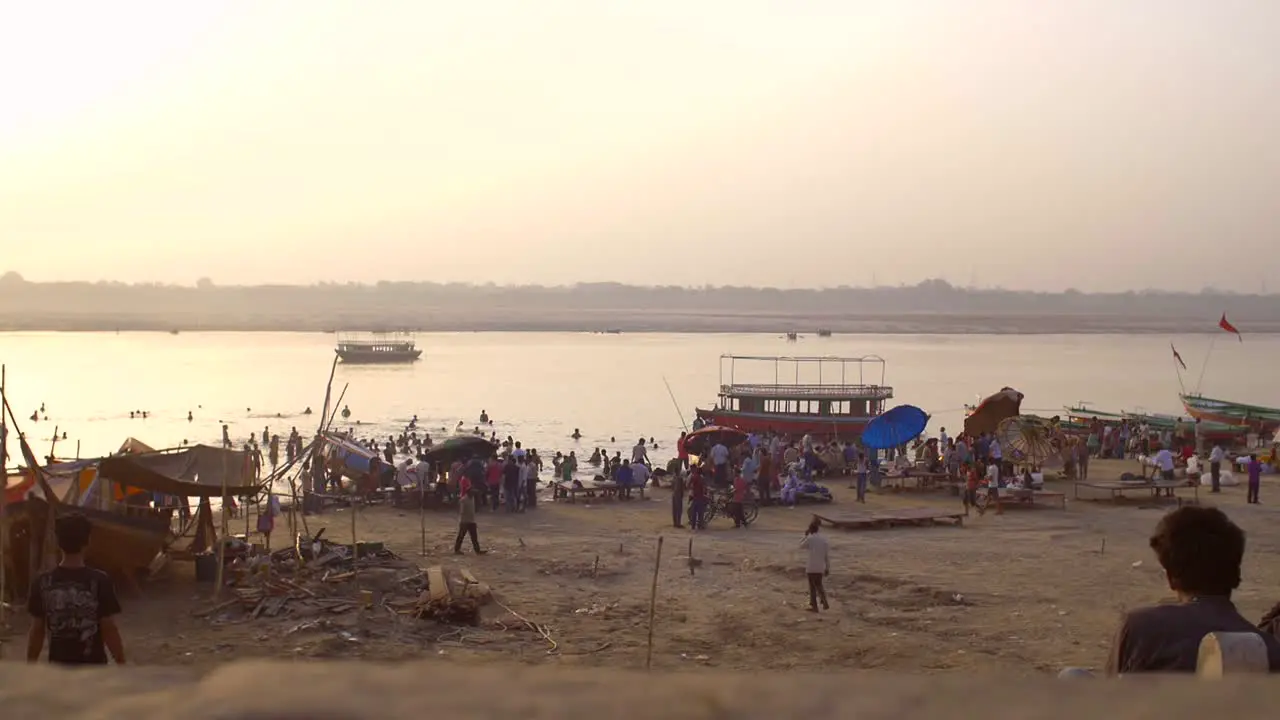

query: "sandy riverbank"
left=2, top=459, right=1278, bottom=676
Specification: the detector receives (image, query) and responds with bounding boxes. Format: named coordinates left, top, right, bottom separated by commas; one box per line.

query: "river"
left=0, top=331, right=1274, bottom=462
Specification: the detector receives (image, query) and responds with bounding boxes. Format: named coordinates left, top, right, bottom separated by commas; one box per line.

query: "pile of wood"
left=201, top=533, right=492, bottom=626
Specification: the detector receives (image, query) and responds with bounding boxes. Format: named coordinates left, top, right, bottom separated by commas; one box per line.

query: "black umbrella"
left=682, top=425, right=749, bottom=455
left=423, top=435, right=496, bottom=465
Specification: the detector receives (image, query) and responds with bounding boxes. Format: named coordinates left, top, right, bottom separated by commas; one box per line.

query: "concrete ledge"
left=0, top=661, right=1277, bottom=719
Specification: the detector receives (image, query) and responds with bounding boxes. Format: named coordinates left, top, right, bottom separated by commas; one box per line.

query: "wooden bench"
left=552, top=481, right=647, bottom=503
left=997, top=487, right=1067, bottom=509
left=881, top=471, right=951, bottom=492
left=1073, top=480, right=1198, bottom=503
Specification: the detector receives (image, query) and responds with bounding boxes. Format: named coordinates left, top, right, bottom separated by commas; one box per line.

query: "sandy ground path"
left=3, top=459, right=1277, bottom=676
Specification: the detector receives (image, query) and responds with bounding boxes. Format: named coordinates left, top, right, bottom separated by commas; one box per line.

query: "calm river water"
left=0, top=332, right=1274, bottom=462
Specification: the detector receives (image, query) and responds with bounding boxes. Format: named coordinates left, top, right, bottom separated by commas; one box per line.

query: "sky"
left=2, top=1, right=1278, bottom=292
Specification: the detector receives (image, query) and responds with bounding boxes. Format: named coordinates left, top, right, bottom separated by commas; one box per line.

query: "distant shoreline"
left=3, top=312, right=1277, bottom=335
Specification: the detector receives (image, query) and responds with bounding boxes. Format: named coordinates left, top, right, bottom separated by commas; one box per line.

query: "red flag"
left=1171, top=343, right=1186, bottom=370
left=1219, top=313, right=1242, bottom=342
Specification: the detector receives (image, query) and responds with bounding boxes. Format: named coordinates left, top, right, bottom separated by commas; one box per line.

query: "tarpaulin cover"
left=99, top=445, right=256, bottom=497
left=862, top=405, right=929, bottom=450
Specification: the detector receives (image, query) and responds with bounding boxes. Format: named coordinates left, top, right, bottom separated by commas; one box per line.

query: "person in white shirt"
left=1152, top=446, right=1176, bottom=481
left=799, top=520, right=830, bottom=612
left=939, top=427, right=949, bottom=449
left=1208, top=444, right=1225, bottom=493
left=709, top=442, right=730, bottom=487
left=631, top=438, right=649, bottom=466
left=630, top=460, right=650, bottom=489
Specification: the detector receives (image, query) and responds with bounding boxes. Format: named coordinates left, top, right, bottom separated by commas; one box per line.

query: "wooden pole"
left=213, top=452, right=229, bottom=599
left=0, top=364, right=8, bottom=623
left=645, top=535, right=664, bottom=671
left=350, top=493, right=359, bottom=589
left=419, top=467, right=427, bottom=556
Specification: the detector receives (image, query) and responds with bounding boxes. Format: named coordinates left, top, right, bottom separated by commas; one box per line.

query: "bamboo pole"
left=213, top=452, right=229, bottom=599
left=419, top=465, right=427, bottom=556
left=645, top=535, right=664, bottom=670
left=350, top=491, right=359, bottom=590
left=0, top=364, right=8, bottom=623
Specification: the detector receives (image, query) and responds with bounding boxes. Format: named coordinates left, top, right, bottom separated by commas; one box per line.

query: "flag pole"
left=1171, top=346, right=1186, bottom=395
left=1194, top=335, right=1217, bottom=395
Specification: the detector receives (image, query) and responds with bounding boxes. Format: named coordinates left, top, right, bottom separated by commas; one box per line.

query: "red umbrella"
left=683, top=426, right=748, bottom=455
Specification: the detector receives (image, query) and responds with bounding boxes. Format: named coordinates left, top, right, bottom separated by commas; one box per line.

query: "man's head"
left=807, top=520, right=821, bottom=535
left=55, top=513, right=93, bottom=556
left=1149, top=506, right=1245, bottom=597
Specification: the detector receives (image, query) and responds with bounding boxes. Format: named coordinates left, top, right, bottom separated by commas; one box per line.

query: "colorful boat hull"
left=694, top=408, right=873, bottom=439
left=1179, top=394, right=1280, bottom=433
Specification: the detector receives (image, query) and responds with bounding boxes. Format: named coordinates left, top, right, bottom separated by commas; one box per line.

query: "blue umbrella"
left=861, top=404, right=929, bottom=450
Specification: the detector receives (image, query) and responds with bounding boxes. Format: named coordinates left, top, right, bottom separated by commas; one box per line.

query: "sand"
left=2, top=459, right=1278, bottom=678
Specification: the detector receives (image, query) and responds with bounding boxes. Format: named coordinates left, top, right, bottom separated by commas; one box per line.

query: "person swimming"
left=571, top=428, right=582, bottom=440
left=479, top=409, right=489, bottom=424
left=589, top=448, right=602, bottom=465
left=188, top=411, right=193, bottom=421
left=303, top=407, right=313, bottom=415
left=341, top=405, right=351, bottom=419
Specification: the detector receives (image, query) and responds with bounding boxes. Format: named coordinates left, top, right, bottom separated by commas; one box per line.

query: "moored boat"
left=335, top=331, right=423, bottom=364
left=694, top=354, right=892, bottom=439
left=1179, top=394, right=1280, bottom=433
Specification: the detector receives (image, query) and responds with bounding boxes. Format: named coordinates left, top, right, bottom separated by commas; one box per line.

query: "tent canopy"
left=99, top=445, right=257, bottom=497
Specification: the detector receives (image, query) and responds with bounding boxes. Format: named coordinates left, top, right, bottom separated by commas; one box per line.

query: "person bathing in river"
left=572, top=428, right=582, bottom=440
left=632, top=437, right=649, bottom=467
left=479, top=409, right=489, bottom=424
left=589, top=448, right=602, bottom=465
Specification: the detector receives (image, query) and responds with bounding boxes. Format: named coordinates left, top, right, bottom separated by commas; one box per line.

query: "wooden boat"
left=816, top=329, right=833, bottom=337
left=785, top=332, right=799, bottom=341
left=694, top=354, right=892, bottom=439
left=335, top=331, right=423, bottom=364
left=1063, top=405, right=1251, bottom=442
left=1179, top=394, right=1280, bottom=433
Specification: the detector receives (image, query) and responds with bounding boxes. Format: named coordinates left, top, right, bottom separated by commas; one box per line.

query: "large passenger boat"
left=694, top=354, right=892, bottom=439
left=334, top=331, right=423, bottom=364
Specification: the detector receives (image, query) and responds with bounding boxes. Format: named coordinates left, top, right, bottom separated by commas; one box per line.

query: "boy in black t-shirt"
left=27, top=513, right=127, bottom=665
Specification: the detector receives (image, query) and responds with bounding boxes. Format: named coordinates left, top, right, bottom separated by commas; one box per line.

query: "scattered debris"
left=205, top=533, right=494, bottom=627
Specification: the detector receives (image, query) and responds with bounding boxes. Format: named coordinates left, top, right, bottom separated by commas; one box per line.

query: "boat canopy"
left=98, top=445, right=257, bottom=497
left=717, top=354, right=891, bottom=401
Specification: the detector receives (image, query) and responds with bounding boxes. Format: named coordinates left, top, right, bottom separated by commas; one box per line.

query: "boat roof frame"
left=718, top=354, right=889, bottom=397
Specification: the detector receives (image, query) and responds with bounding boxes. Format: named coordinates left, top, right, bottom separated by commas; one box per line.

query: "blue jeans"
left=856, top=472, right=868, bottom=502
left=690, top=498, right=706, bottom=529
left=505, top=483, right=518, bottom=512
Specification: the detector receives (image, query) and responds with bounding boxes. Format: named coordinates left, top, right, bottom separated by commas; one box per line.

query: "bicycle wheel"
left=741, top=501, right=759, bottom=525
left=704, top=500, right=720, bottom=524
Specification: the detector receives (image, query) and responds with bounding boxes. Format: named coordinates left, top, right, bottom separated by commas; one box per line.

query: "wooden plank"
left=426, top=565, right=450, bottom=603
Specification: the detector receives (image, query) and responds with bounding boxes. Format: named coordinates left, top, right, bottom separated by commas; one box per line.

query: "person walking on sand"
left=27, top=513, right=127, bottom=665
left=453, top=488, right=486, bottom=555
left=670, top=464, right=686, bottom=528
left=1208, top=443, right=1225, bottom=493
left=1247, top=454, right=1263, bottom=504
left=800, top=519, right=830, bottom=612
left=688, top=466, right=708, bottom=530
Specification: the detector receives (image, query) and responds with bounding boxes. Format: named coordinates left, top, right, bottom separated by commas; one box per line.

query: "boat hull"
left=695, top=408, right=873, bottom=439
left=335, top=349, right=423, bottom=364
left=1180, top=395, right=1280, bottom=433
left=5, top=495, right=171, bottom=592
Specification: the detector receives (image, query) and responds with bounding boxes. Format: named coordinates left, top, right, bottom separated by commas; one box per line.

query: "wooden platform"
left=552, top=481, right=647, bottom=503
left=997, top=488, right=1067, bottom=509
left=880, top=472, right=952, bottom=492
left=1073, top=480, right=1197, bottom=503
left=812, top=507, right=964, bottom=531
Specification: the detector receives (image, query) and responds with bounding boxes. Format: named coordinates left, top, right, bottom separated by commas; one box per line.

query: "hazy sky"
left=2, top=1, right=1277, bottom=291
